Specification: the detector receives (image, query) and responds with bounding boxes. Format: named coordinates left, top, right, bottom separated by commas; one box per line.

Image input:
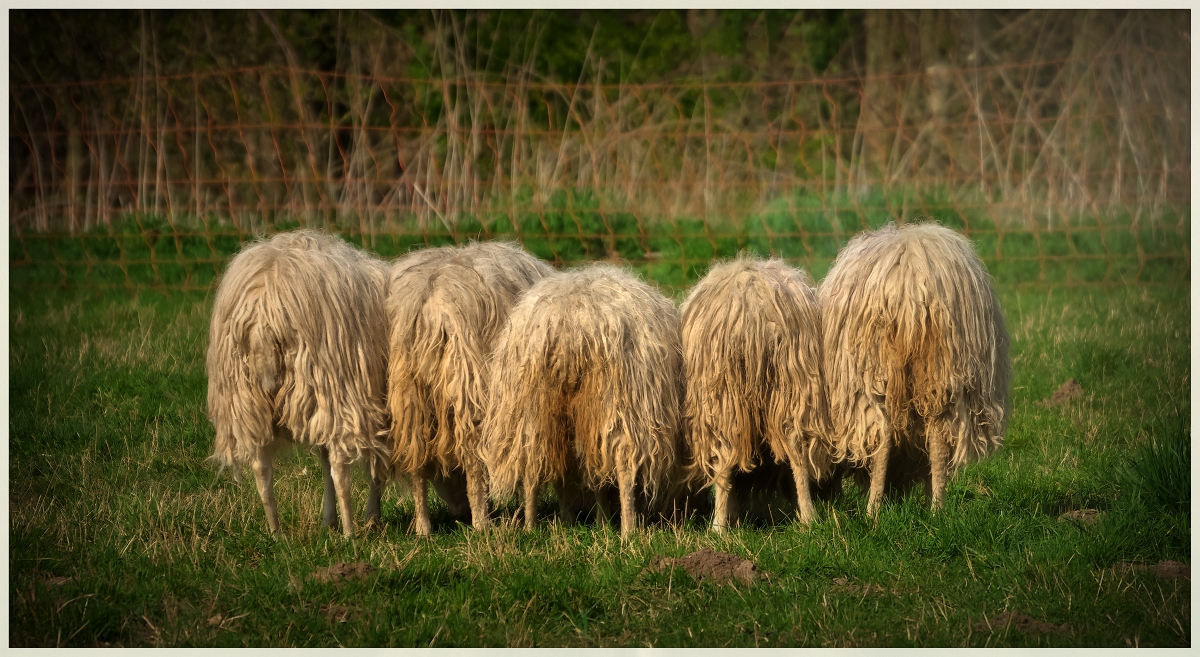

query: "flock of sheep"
left=206, top=222, right=1011, bottom=540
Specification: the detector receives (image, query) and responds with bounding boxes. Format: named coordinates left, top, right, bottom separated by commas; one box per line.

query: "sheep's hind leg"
left=615, top=451, right=639, bottom=538
left=553, top=479, right=579, bottom=527
left=779, top=440, right=818, bottom=524
left=711, top=470, right=732, bottom=533
left=328, top=451, right=356, bottom=538
left=465, top=461, right=491, bottom=530
left=317, top=447, right=339, bottom=531
left=593, top=486, right=619, bottom=526
left=791, top=460, right=817, bottom=525
left=410, top=467, right=432, bottom=537
left=364, top=456, right=385, bottom=529
left=524, top=478, right=539, bottom=530
left=251, top=446, right=282, bottom=536
left=927, top=417, right=950, bottom=512
left=866, top=434, right=891, bottom=518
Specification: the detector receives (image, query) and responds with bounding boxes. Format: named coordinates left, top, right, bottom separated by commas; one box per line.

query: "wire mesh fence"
left=9, top=47, right=1189, bottom=294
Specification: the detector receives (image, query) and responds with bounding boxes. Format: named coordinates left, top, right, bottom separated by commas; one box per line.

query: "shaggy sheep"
left=207, top=230, right=391, bottom=538
left=819, top=222, right=1010, bottom=515
left=386, top=241, right=554, bottom=536
left=680, top=257, right=834, bottom=531
left=481, top=264, right=682, bottom=538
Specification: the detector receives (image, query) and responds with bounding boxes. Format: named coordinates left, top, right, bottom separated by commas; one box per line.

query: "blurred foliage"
left=11, top=10, right=1188, bottom=238
left=11, top=9, right=863, bottom=85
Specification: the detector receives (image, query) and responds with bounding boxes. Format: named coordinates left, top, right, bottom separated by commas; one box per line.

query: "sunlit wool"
left=680, top=257, right=833, bottom=528
left=481, top=264, right=682, bottom=537
left=206, top=230, right=390, bottom=537
left=386, top=241, right=554, bottom=534
left=819, top=222, right=1011, bottom=513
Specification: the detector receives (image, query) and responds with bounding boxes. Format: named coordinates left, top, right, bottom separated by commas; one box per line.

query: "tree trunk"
left=856, top=9, right=896, bottom=197
left=920, top=10, right=956, bottom=176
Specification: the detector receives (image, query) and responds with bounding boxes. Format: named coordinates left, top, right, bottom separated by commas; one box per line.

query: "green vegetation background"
left=9, top=210, right=1190, bottom=295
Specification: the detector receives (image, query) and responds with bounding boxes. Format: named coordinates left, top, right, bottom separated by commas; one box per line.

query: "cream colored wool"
left=819, top=222, right=1010, bottom=512
left=481, top=264, right=683, bottom=537
left=206, top=229, right=391, bottom=536
left=680, top=257, right=833, bottom=528
left=386, top=241, right=554, bottom=533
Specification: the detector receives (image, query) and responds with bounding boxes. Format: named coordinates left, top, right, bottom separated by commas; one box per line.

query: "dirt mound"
left=643, top=548, right=764, bottom=585
left=831, top=577, right=899, bottom=595
left=1148, top=560, right=1191, bottom=580
left=310, top=561, right=378, bottom=586
left=1037, top=379, right=1083, bottom=407
left=321, top=603, right=355, bottom=623
left=1058, top=509, right=1100, bottom=525
left=1119, top=560, right=1190, bottom=581
left=974, top=611, right=1072, bottom=636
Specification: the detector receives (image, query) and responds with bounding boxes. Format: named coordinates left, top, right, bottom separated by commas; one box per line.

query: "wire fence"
left=9, top=48, right=1190, bottom=293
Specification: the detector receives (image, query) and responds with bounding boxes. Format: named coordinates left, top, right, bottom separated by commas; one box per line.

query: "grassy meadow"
left=8, top=259, right=1190, bottom=647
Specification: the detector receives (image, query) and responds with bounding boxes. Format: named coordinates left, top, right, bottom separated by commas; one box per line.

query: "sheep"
left=819, top=222, right=1011, bottom=515
left=206, top=230, right=391, bottom=538
left=481, top=264, right=682, bottom=538
left=680, top=257, right=834, bottom=531
left=386, top=241, right=554, bottom=536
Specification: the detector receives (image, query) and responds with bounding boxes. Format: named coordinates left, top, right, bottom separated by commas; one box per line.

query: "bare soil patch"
left=1058, top=509, right=1101, bottom=525
left=643, top=548, right=765, bottom=585
left=1118, top=560, right=1190, bottom=581
left=830, top=577, right=899, bottom=595
left=974, top=611, right=1073, bottom=636
left=321, top=603, right=355, bottom=623
left=1037, top=379, right=1083, bottom=407
left=310, top=561, right=378, bottom=586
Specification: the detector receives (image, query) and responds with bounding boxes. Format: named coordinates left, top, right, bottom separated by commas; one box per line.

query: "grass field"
left=9, top=208, right=1191, bottom=295
left=8, top=272, right=1190, bottom=647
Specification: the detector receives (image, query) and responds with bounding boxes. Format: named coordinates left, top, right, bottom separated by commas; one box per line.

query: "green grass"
left=8, top=280, right=1189, bottom=647
left=10, top=210, right=1190, bottom=296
